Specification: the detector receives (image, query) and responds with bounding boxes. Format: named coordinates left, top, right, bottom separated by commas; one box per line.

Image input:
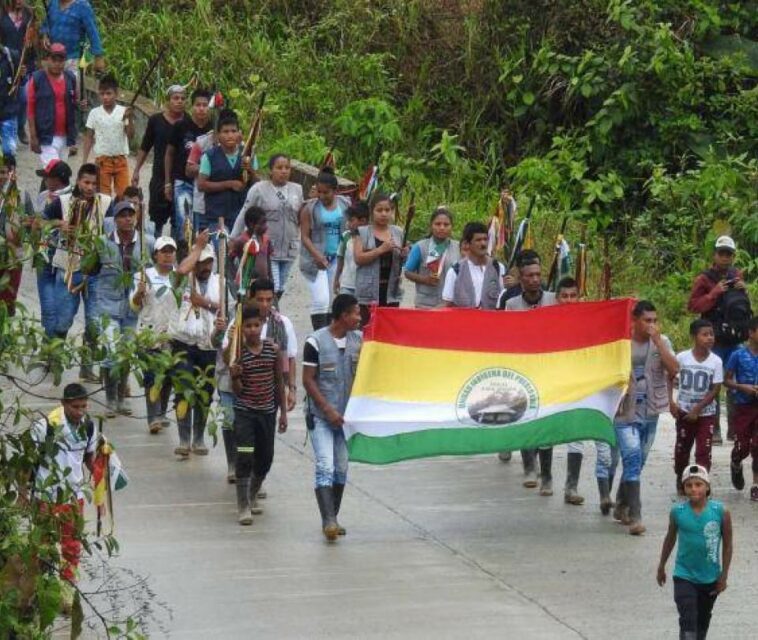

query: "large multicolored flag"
left=344, top=300, right=632, bottom=464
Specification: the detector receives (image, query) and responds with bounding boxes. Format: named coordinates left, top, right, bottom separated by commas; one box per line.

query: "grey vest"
left=298, top=195, right=350, bottom=281
left=642, top=338, right=672, bottom=415
left=452, top=258, right=502, bottom=309
left=308, top=327, right=363, bottom=419
left=355, top=224, right=404, bottom=305
left=95, top=232, right=155, bottom=321
left=413, top=237, right=460, bottom=309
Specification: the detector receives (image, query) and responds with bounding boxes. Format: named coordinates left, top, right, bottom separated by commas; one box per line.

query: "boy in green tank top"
left=657, top=465, right=733, bottom=640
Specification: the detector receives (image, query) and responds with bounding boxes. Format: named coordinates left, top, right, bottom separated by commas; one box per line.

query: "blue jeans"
left=614, top=416, right=660, bottom=482
left=54, top=270, right=100, bottom=337
left=17, top=77, right=28, bottom=133
left=171, top=180, right=194, bottom=242
left=310, top=416, right=348, bottom=488
left=0, top=118, right=18, bottom=160
left=36, top=263, right=58, bottom=337
left=271, top=259, right=294, bottom=295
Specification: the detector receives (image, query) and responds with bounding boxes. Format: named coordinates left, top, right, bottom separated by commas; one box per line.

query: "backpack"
left=702, top=269, right=753, bottom=346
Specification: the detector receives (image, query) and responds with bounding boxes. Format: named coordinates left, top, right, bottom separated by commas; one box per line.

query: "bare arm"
left=82, top=128, right=94, bottom=163
left=717, top=509, right=733, bottom=593
left=275, top=346, right=287, bottom=432
left=353, top=233, right=391, bottom=266
left=688, top=383, right=721, bottom=418
left=656, top=514, right=678, bottom=586
left=176, top=229, right=210, bottom=276
left=164, top=144, right=175, bottom=188
left=299, top=204, right=326, bottom=267
left=655, top=336, right=679, bottom=377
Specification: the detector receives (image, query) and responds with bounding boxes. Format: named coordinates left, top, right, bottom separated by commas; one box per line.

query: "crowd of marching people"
left=0, top=2, right=755, bottom=633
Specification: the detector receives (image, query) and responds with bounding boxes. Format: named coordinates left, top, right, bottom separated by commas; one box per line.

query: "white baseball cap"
left=714, top=236, right=736, bottom=252
left=154, top=236, right=177, bottom=252
left=682, top=464, right=710, bottom=486
left=198, top=245, right=216, bottom=262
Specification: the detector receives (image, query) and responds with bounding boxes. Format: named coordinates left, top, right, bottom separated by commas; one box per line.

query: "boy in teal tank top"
left=657, top=465, right=733, bottom=640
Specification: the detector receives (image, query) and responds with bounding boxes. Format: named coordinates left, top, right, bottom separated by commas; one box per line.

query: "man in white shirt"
left=442, top=221, right=504, bottom=309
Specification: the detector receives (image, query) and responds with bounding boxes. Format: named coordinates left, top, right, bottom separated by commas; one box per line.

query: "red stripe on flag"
left=364, top=299, right=634, bottom=353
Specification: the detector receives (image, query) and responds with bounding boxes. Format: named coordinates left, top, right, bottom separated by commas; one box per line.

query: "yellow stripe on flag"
left=352, top=339, right=630, bottom=406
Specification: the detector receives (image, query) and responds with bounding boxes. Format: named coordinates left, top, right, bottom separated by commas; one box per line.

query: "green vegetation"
left=96, top=0, right=756, bottom=343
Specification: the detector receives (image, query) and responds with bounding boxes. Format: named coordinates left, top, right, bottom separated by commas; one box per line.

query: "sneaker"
left=59, top=580, right=75, bottom=616
left=731, top=462, right=745, bottom=491
left=751, top=485, right=758, bottom=502
left=628, top=521, right=646, bottom=536
left=712, top=431, right=723, bottom=446
left=148, top=421, right=162, bottom=434
left=174, top=445, right=190, bottom=458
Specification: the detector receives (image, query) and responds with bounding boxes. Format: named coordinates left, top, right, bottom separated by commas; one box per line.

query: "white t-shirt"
left=32, top=411, right=97, bottom=500
left=441, top=261, right=506, bottom=307
left=676, top=349, right=723, bottom=416
left=86, top=104, right=130, bottom=157
left=131, top=267, right=180, bottom=339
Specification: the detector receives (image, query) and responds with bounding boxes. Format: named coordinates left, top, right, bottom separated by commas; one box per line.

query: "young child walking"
left=657, top=465, right=732, bottom=640
left=670, top=319, right=723, bottom=495
left=334, top=203, right=369, bottom=296
left=726, top=315, right=758, bottom=500
left=82, top=74, right=133, bottom=197
left=229, top=305, right=287, bottom=525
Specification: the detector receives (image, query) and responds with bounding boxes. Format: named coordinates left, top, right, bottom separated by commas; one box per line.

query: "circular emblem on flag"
left=455, top=368, right=539, bottom=426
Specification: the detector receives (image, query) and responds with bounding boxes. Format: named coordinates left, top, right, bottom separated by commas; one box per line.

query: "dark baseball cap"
left=35, top=159, right=72, bottom=182
left=113, top=200, right=137, bottom=217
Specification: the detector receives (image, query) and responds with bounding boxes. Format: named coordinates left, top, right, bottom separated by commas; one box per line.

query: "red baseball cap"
left=35, top=159, right=72, bottom=181
left=48, top=43, right=67, bottom=57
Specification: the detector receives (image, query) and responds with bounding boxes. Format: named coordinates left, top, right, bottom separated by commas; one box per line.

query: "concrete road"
left=10, top=145, right=758, bottom=640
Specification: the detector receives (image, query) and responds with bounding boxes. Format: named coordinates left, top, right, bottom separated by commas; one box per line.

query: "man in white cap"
left=688, top=235, right=749, bottom=444
left=131, top=235, right=194, bottom=434
left=82, top=200, right=154, bottom=416
left=167, top=229, right=225, bottom=456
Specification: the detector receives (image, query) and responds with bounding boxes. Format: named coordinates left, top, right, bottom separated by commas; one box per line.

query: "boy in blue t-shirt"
left=657, top=465, right=732, bottom=640
left=725, top=315, right=758, bottom=500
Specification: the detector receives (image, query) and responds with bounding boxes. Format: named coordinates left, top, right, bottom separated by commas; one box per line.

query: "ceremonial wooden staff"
left=64, top=199, right=86, bottom=292
left=401, top=194, right=416, bottom=248
left=575, top=227, right=589, bottom=298
left=241, top=92, right=266, bottom=184
left=138, top=188, right=146, bottom=284
left=217, top=217, right=227, bottom=320
left=9, top=16, right=36, bottom=97
left=546, top=216, right=568, bottom=292
left=127, top=45, right=168, bottom=112
left=507, top=196, right=536, bottom=271
left=602, top=234, right=612, bottom=300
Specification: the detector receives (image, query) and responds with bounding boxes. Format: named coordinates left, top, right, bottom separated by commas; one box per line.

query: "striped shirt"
left=234, top=340, right=278, bottom=413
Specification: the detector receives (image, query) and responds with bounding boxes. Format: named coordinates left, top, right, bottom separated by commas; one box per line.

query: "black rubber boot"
left=103, top=369, right=119, bottom=418
left=79, top=331, right=100, bottom=383
left=236, top=478, right=252, bottom=525
left=315, top=486, right=339, bottom=541
left=626, top=481, right=645, bottom=535
left=117, top=373, right=132, bottom=416
left=250, top=476, right=264, bottom=515
left=222, top=429, right=236, bottom=483
left=613, top=481, right=629, bottom=523
left=191, top=410, right=208, bottom=455
left=521, top=449, right=537, bottom=488
left=538, top=448, right=553, bottom=496
left=175, top=413, right=191, bottom=457
left=333, top=483, right=346, bottom=535
left=564, top=452, right=584, bottom=505
left=597, top=477, right=612, bottom=515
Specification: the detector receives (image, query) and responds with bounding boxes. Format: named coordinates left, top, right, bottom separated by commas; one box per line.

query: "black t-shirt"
left=168, top=118, right=212, bottom=183
left=140, top=113, right=187, bottom=182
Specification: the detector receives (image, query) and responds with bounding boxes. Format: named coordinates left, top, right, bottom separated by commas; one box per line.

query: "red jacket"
left=687, top=266, right=742, bottom=314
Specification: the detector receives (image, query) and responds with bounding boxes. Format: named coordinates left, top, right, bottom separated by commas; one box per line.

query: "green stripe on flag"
left=347, top=409, right=616, bottom=465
